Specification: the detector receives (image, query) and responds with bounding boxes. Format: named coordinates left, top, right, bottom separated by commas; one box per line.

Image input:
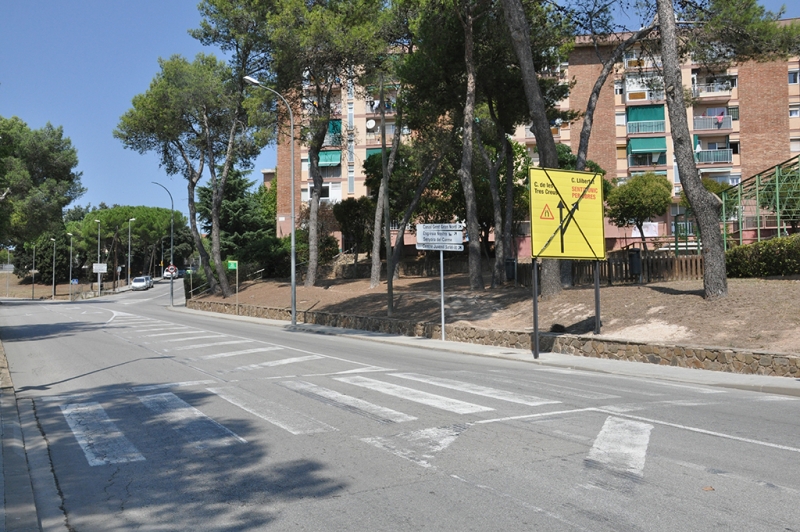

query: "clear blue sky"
left=1, top=1, right=798, bottom=218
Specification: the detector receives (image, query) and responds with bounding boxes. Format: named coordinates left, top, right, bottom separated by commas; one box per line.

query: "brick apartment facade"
left=271, top=24, right=800, bottom=254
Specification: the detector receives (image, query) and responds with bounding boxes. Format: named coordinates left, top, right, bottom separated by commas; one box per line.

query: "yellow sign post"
left=529, top=167, right=606, bottom=260
left=528, top=167, right=607, bottom=359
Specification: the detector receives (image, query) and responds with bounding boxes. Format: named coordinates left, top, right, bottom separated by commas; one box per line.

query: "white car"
left=131, top=277, right=148, bottom=291
left=144, top=275, right=153, bottom=288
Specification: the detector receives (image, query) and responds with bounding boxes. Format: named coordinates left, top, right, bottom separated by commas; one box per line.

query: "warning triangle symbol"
left=540, top=204, right=555, bottom=220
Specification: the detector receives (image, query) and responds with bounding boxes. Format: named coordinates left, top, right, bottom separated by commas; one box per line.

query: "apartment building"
left=272, top=24, right=800, bottom=254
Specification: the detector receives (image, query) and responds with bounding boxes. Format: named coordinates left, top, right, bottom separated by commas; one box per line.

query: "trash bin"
left=628, top=248, right=642, bottom=277
left=505, top=258, right=517, bottom=281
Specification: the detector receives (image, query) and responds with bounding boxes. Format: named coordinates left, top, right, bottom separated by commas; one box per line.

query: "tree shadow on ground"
left=644, top=285, right=705, bottom=298
left=28, top=382, right=347, bottom=530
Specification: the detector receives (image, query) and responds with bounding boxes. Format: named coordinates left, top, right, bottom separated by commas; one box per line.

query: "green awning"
left=366, top=148, right=383, bottom=158
left=627, top=105, right=665, bottom=122
left=628, top=137, right=667, bottom=154
left=318, top=150, right=341, bottom=166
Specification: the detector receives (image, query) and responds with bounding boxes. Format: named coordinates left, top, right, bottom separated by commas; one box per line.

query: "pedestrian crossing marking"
left=391, top=373, right=561, bottom=407
left=197, top=346, right=283, bottom=361
left=361, top=424, right=469, bottom=468
left=280, top=380, right=416, bottom=423
left=60, top=403, right=145, bottom=466
left=139, top=392, right=246, bottom=448
left=209, top=387, right=336, bottom=435
left=334, top=376, right=493, bottom=414
left=585, top=416, right=652, bottom=477
left=222, top=354, right=323, bottom=374
left=165, top=339, right=253, bottom=352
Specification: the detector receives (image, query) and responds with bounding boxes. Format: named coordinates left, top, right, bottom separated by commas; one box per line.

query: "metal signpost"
left=93, top=263, right=107, bottom=297
left=529, top=167, right=606, bottom=359
left=228, top=260, right=239, bottom=315
left=416, top=223, right=464, bottom=341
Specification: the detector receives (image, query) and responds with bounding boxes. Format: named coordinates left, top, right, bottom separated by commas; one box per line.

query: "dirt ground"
left=196, top=273, right=800, bottom=355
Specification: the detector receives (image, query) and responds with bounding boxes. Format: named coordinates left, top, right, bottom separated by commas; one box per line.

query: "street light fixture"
left=95, top=219, right=101, bottom=296
left=51, top=238, right=56, bottom=300
left=152, top=182, right=174, bottom=307
left=128, top=218, right=136, bottom=287
left=244, top=75, right=297, bottom=325
left=67, top=233, right=73, bottom=301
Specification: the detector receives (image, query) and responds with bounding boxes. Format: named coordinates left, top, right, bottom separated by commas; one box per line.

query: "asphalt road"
left=1, top=279, right=798, bottom=531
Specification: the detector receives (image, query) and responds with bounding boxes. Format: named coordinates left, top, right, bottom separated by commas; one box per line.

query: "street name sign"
left=416, top=223, right=464, bottom=251
left=529, top=168, right=606, bottom=260
left=92, top=263, right=108, bottom=274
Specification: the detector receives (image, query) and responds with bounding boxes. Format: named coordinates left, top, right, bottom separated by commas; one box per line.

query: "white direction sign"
left=416, top=223, right=464, bottom=250
left=92, top=263, right=107, bottom=274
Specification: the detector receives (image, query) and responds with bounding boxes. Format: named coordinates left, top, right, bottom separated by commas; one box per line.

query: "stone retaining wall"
left=187, top=300, right=799, bottom=377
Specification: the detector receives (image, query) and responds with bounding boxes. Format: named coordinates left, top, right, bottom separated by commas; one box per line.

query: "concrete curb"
left=0, top=340, right=40, bottom=531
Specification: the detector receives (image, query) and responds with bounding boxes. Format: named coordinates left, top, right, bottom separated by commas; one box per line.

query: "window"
left=614, top=80, right=624, bottom=95
left=730, top=141, right=739, bottom=155
left=616, top=145, right=627, bottom=159
left=791, top=138, right=800, bottom=152
left=727, top=106, right=739, bottom=121
left=790, top=105, right=800, bottom=118
left=615, top=112, right=626, bottom=126
left=348, top=165, right=355, bottom=193
left=728, top=76, right=737, bottom=89
left=789, top=70, right=799, bottom=84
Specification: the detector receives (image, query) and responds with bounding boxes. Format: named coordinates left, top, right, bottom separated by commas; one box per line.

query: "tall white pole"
left=51, top=238, right=56, bottom=300
left=128, top=218, right=135, bottom=287
left=243, top=76, right=296, bottom=325
left=152, top=183, right=174, bottom=307
left=67, top=233, right=73, bottom=301
left=32, top=245, right=35, bottom=300
left=95, top=219, right=101, bottom=296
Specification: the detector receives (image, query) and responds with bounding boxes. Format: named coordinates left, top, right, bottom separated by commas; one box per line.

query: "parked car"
left=144, top=275, right=153, bottom=288
left=131, top=277, right=148, bottom=291
left=163, top=269, right=177, bottom=279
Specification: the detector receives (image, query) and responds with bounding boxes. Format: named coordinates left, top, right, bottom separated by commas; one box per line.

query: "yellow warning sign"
left=529, top=167, right=606, bottom=260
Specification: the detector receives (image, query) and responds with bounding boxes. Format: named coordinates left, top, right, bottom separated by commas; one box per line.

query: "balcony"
left=695, top=149, right=733, bottom=164
left=627, top=120, right=666, bottom=134
left=691, top=83, right=731, bottom=100
left=628, top=153, right=667, bottom=167
left=625, top=89, right=664, bottom=103
left=693, top=115, right=732, bottom=131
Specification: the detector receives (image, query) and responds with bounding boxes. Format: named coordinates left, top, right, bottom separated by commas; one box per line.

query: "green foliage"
left=0, top=116, right=85, bottom=248
left=333, top=196, right=374, bottom=253
left=726, top=234, right=800, bottom=277
left=605, top=171, right=672, bottom=238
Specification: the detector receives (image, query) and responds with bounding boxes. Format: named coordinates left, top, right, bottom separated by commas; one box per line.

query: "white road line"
left=645, top=381, right=726, bottom=394
left=361, top=425, right=467, bottom=468
left=391, top=373, right=561, bottom=407
left=132, top=327, right=188, bottom=333
left=209, top=387, right=336, bottom=435
left=131, top=380, right=217, bottom=392
left=301, top=366, right=394, bottom=377
left=60, top=403, right=145, bottom=466
left=335, top=376, right=493, bottom=414
left=162, top=334, right=227, bottom=343
left=139, top=392, right=246, bottom=448
left=280, top=381, right=416, bottom=423
left=198, top=347, right=283, bottom=360
left=476, top=407, right=596, bottom=424
left=594, top=408, right=800, bottom=453
left=164, top=340, right=253, bottom=352
left=586, top=416, right=653, bottom=477
left=223, top=355, right=324, bottom=374
left=145, top=331, right=202, bottom=338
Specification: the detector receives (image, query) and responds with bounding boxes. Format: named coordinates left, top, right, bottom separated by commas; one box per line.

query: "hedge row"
left=726, top=233, right=800, bottom=277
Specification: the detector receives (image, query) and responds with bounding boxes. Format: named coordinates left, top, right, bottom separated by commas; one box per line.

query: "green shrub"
left=726, top=233, right=800, bottom=277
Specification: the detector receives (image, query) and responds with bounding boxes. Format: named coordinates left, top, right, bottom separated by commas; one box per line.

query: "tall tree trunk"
left=500, top=0, right=560, bottom=297
left=656, top=0, right=727, bottom=299
left=204, top=112, right=233, bottom=298
left=503, top=140, right=515, bottom=275
left=306, top=146, right=323, bottom=287
left=474, top=114, right=507, bottom=288
left=458, top=7, right=484, bottom=291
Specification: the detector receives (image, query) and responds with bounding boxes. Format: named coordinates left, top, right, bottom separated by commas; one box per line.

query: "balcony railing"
left=693, top=116, right=732, bottom=130
left=691, top=83, right=731, bottom=98
left=695, top=149, right=733, bottom=164
left=628, top=154, right=667, bottom=167
left=625, top=90, right=665, bottom=103
left=627, top=120, right=666, bottom=134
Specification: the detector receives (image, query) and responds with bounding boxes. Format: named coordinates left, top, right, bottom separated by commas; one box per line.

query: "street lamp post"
left=67, top=233, right=73, bottom=301
left=244, top=75, right=296, bottom=325
left=51, top=238, right=56, bottom=300
left=95, top=219, right=101, bottom=296
left=152, top=182, right=174, bottom=307
left=128, top=218, right=136, bottom=287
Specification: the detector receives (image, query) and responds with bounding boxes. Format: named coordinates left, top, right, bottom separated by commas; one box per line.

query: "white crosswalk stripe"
left=164, top=339, right=253, bottom=352
left=334, top=375, right=493, bottom=414
left=391, top=373, right=561, bottom=407
left=60, top=403, right=145, bottom=466
left=585, top=416, right=653, bottom=477
left=222, top=354, right=323, bottom=374
left=209, top=387, right=336, bottom=435
left=139, top=392, right=246, bottom=448
left=198, top=346, right=283, bottom=361
left=280, top=380, right=416, bottom=423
